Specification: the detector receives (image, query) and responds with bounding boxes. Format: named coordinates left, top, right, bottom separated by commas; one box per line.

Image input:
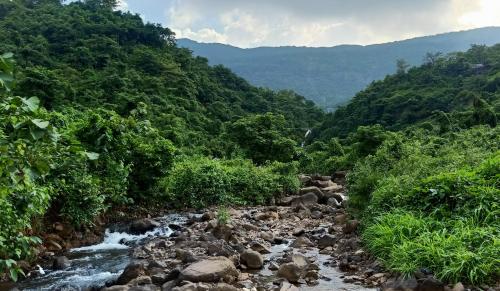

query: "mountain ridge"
left=178, top=27, right=500, bottom=109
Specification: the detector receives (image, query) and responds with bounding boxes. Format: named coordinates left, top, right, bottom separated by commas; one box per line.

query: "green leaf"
left=31, top=119, right=49, bottom=129
left=1, top=52, right=13, bottom=59
left=23, top=97, right=40, bottom=112
left=85, top=152, right=100, bottom=160
left=9, top=268, right=18, bottom=282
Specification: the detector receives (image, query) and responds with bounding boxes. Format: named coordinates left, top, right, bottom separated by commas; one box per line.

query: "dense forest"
left=0, top=0, right=498, bottom=287
left=179, top=27, right=500, bottom=109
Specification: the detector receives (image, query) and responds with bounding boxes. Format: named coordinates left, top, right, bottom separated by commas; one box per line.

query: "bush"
left=349, top=126, right=500, bottom=284
left=160, top=156, right=299, bottom=208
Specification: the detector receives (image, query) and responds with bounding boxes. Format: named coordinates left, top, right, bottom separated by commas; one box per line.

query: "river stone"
left=318, top=234, right=337, bottom=249
left=129, top=219, right=160, bottom=235
left=343, top=220, right=360, bottom=234
left=291, top=254, right=308, bottom=269
left=291, top=193, right=318, bottom=207
left=240, top=249, right=264, bottom=269
left=250, top=241, right=271, bottom=254
left=212, top=283, right=239, bottom=291
left=116, top=263, right=146, bottom=285
left=277, top=263, right=302, bottom=283
left=290, top=236, right=314, bottom=248
left=311, top=180, right=334, bottom=189
left=299, top=187, right=324, bottom=200
left=180, top=257, right=238, bottom=283
left=52, top=256, right=70, bottom=270
left=279, top=281, right=299, bottom=291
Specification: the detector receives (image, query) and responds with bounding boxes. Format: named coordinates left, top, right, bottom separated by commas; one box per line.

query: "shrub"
left=160, top=156, right=299, bottom=208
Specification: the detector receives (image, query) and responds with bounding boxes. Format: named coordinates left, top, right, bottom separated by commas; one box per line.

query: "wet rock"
left=117, top=263, right=146, bottom=285
left=53, top=285, right=79, bottom=291
left=128, top=276, right=153, bottom=286
left=310, top=211, right=323, bottom=219
left=176, top=249, right=197, bottom=263
left=103, top=286, right=130, bottom=291
left=311, top=180, right=334, bottom=189
left=240, top=249, right=264, bottom=269
left=327, top=197, right=341, bottom=207
left=130, top=219, right=160, bottom=235
left=46, top=240, right=63, bottom=251
left=317, top=234, right=337, bottom=249
left=382, top=277, right=418, bottom=291
left=291, top=193, right=318, bottom=207
left=324, top=192, right=343, bottom=203
left=201, top=212, right=215, bottom=222
left=250, top=241, right=271, bottom=254
left=52, top=256, right=70, bottom=270
left=180, top=257, right=238, bottom=283
left=342, top=220, right=360, bottom=234
left=291, top=254, right=308, bottom=269
left=169, top=224, right=183, bottom=231
left=161, top=281, right=177, bottom=291
left=268, top=262, right=279, bottom=270
left=298, top=187, right=324, bottom=201
left=290, top=236, right=314, bottom=248
left=279, top=281, right=299, bottom=291
left=277, top=263, right=302, bottom=283
left=292, top=228, right=305, bottom=237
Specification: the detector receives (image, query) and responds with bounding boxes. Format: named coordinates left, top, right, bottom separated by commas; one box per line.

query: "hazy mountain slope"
left=178, top=27, right=500, bottom=109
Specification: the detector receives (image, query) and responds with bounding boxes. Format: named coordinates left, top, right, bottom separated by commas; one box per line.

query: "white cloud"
left=130, top=0, right=500, bottom=47
left=115, top=0, right=129, bottom=12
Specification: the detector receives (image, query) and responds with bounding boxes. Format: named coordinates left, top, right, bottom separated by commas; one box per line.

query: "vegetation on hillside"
left=317, top=44, right=500, bottom=138
left=0, top=0, right=322, bottom=280
left=305, top=45, right=499, bottom=284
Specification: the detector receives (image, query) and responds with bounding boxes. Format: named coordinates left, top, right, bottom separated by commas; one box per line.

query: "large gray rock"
left=318, top=234, right=337, bottom=249
left=116, top=263, right=146, bottom=285
left=291, top=193, right=318, bottom=207
left=299, top=187, right=324, bottom=201
left=180, top=257, right=238, bottom=283
left=240, top=249, right=264, bottom=269
left=52, top=256, right=70, bottom=270
left=130, top=219, right=160, bottom=234
left=277, top=263, right=302, bottom=283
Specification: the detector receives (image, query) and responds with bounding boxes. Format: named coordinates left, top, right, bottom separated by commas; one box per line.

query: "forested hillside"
left=316, top=44, right=500, bottom=138
left=0, top=0, right=322, bottom=280
left=178, top=27, right=500, bottom=109
left=302, top=45, right=499, bottom=284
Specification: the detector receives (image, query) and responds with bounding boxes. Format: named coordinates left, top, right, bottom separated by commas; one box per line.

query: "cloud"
left=115, top=0, right=129, bottom=12
left=127, top=0, right=500, bottom=47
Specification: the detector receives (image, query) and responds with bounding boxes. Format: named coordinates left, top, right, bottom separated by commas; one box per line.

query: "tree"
left=396, top=58, right=410, bottom=74
left=226, top=113, right=298, bottom=164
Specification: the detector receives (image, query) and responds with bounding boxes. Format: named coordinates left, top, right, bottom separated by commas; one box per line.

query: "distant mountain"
left=178, top=27, right=500, bottom=110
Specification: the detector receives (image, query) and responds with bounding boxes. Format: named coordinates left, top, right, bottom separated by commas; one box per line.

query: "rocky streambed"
left=9, top=173, right=460, bottom=291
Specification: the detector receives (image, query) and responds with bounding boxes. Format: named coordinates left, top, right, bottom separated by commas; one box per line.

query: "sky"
left=116, top=0, right=500, bottom=48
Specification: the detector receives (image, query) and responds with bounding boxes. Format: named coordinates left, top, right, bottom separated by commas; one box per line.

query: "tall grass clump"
left=350, top=126, right=499, bottom=284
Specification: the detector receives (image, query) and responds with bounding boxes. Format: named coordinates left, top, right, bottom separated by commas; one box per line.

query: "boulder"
left=102, top=286, right=129, bottom=291
left=212, top=223, right=233, bottom=241
left=417, top=277, right=444, bottom=291
left=311, top=180, right=334, bottom=189
left=277, top=263, right=302, bottom=283
left=249, top=241, right=271, bottom=254
left=317, top=234, right=337, bottom=249
left=52, top=256, right=70, bottom=270
left=291, top=254, right=308, bottom=269
left=116, top=263, right=146, bottom=285
left=451, top=283, right=465, bottom=291
left=334, top=214, right=348, bottom=225
left=290, top=236, right=314, bottom=248
left=130, top=219, right=160, bottom=235
left=240, top=249, right=264, bottom=269
left=180, top=257, right=238, bottom=283
left=298, top=175, right=312, bottom=184
left=291, top=193, right=318, bottom=207
left=310, top=210, right=323, bottom=219
left=212, top=283, right=239, bottom=291
left=299, top=187, right=324, bottom=201
left=327, top=198, right=341, bottom=207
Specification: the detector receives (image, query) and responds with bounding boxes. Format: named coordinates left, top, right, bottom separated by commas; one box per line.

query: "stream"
left=10, top=212, right=375, bottom=291
left=13, top=214, right=189, bottom=291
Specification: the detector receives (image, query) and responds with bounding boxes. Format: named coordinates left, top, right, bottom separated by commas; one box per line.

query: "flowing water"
left=12, top=214, right=189, bottom=291
left=9, top=214, right=375, bottom=291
